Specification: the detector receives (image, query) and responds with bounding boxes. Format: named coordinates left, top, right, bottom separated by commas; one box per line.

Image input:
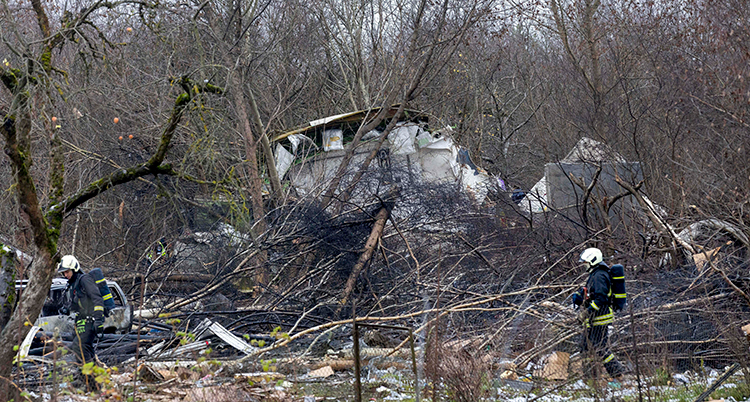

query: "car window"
left=42, top=288, right=65, bottom=316
left=107, top=285, right=124, bottom=307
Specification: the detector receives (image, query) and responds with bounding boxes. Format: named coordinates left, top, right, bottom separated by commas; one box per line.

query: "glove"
left=75, top=319, right=87, bottom=334
left=94, top=317, right=105, bottom=339
left=572, top=287, right=587, bottom=306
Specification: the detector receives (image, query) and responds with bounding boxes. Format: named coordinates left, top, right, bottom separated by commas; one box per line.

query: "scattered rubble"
left=307, top=366, right=334, bottom=378
left=533, top=351, right=570, bottom=381
left=12, top=317, right=750, bottom=402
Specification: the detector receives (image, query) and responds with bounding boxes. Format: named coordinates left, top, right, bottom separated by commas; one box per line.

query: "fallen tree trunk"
left=694, top=362, right=741, bottom=402
left=337, top=186, right=400, bottom=314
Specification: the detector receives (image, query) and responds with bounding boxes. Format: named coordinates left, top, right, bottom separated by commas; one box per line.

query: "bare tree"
left=0, top=0, right=225, bottom=389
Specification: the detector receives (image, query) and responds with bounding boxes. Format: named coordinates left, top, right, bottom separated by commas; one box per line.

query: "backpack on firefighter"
left=88, top=268, right=115, bottom=316
left=609, top=264, right=626, bottom=312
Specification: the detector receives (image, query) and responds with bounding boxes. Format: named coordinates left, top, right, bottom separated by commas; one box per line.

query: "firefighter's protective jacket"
left=67, top=271, right=105, bottom=321
left=584, top=263, right=613, bottom=327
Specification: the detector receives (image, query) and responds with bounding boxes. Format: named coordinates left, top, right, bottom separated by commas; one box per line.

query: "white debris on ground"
left=674, top=372, right=691, bottom=385
left=491, top=369, right=750, bottom=402
left=366, top=365, right=409, bottom=387
left=16, top=365, right=750, bottom=401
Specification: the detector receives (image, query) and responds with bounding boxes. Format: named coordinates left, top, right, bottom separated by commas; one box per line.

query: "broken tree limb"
left=678, top=218, right=750, bottom=249
left=693, top=362, right=740, bottom=402
left=604, top=182, right=643, bottom=215
left=614, top=175, right=696, bottom=254
left=239, top=287, right=567, bottom=361
left=338, top=186, right=400, bottom=313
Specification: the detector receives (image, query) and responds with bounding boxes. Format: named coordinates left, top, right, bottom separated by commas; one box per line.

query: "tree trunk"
left=230, top=72, right=269, bottom=287
left=247, top=88, right=283, bottom=205
left=0, top=249, right=16, bottom=332
left=550, top=0, right=606, bottom=140
left=337, top=186, right=399, bottom=315
left=0, top=71, right=202, bottom=391
left=0, top=255, right=55, bottom=393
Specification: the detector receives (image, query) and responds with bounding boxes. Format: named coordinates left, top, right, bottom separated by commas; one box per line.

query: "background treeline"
left=3, top=0, right=746, bottom=261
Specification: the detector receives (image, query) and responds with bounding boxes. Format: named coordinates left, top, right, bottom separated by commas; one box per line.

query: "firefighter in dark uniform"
left=572, top=248, right=625, bottom=383
left=58, top=255, right=105, bottom=390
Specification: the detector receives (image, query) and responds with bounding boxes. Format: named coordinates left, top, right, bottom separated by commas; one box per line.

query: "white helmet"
left=57, top=255, right=80, bottom=273
left=579, top=248, right=603, bottom=267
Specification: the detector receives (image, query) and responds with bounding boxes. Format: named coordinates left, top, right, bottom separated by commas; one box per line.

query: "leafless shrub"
left=425, top=330, right=493, bottom=402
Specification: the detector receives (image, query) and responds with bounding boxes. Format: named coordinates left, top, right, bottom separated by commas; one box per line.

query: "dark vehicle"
left=16, top=277, right=132, bottom=334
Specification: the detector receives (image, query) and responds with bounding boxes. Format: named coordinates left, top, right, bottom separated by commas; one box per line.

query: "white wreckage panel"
left=309, top=112, right=354, bottom=127
left=522, top=136, right=690, bottom=268
left=277, top=127, right=493, bottom=204
left=419, top=147, right=455, bottom=183
left=284, top=149, right=368, bottom=196
left=519, top=177, right=548, bottom=214
left=275, top=143, right=294, bottom=181
left=287, top=133, right=316, bottom=154
left=15, top=325, right=41, bottom=363
left=195, top=318, right=259, bottom=355
left=388, top=123, right=419, bottom=155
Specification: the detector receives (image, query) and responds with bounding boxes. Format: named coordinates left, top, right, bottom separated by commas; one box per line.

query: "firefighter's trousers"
left=581, top=324, right=625, bottom=378
left=72, top=318, right=97, bottom=364
left=72, top=318, right=99, bottom=391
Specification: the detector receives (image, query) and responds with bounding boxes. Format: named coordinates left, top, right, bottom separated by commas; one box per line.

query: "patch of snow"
left=616, top=387, right=639, bottom=397
left=673, top=373, right=691, bottom=385
left=502, top=397, right=530, bottom=402
left=535, top=393, right=570, bottom=402
left=382, top=389, right=410, bottom=400
left=570, top=379, right=588, bottom=390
